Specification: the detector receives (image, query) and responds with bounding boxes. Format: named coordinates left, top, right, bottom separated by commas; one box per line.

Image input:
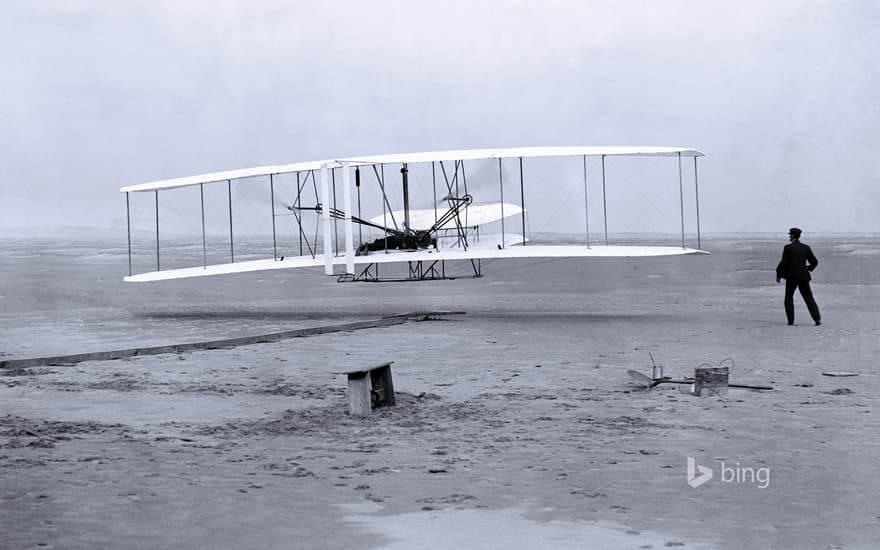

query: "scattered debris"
left=824, top=388, right=854, bottom=395
left=628, top=356, right=772, bottom=394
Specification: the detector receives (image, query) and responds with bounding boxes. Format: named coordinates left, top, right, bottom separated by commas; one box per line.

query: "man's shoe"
left=787, top=322, right=794, bottom=326
left=815, top=321, right=821, bottom=326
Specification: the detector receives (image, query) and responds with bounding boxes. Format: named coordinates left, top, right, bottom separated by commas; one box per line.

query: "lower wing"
left=124, top=244, right=708, bottom=282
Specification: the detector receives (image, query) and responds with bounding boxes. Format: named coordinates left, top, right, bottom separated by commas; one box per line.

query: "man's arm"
left=807, top=246, right=818, bottom=272
left=776, top=247, right=789, bottom=282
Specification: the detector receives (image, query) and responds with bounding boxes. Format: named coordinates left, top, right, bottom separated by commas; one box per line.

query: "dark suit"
left=776, top=240, right=821, bottom=324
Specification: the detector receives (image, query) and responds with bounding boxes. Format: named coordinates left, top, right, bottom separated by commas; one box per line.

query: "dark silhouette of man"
left=776, top=227, right=821, bottom=326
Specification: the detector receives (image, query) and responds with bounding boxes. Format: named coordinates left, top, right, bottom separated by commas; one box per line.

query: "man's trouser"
left=785, top=279, right=821, bottom=324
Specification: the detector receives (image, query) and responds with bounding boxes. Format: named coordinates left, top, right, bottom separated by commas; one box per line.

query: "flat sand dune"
left=1, top=236, right=879, bottom=549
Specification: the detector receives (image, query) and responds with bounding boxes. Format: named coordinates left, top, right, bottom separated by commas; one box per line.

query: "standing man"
left=776, top=227, right=821, bottom=326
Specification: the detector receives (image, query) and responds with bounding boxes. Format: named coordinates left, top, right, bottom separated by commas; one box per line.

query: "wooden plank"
left=342, top=361, right=394, bottom=375
left=375, top=365, right=395, bottom=406
left=348, top=373, right=372, bottom=417
left=0, top=318, right=406, bottom=370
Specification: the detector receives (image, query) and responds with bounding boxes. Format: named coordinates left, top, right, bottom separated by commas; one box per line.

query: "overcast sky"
left=2, top=0, right=878, bottom=236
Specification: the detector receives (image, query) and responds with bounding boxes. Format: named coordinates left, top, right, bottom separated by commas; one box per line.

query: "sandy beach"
left=1, top=235, right=879, bottom=549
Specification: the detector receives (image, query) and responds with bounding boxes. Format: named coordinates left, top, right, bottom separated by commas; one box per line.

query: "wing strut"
left=270, top=174, right=277, bottom=260
left=498, top=159, right=505, bottom=248
left=320, top=165, right=333, bottom=275
left=519, top=158, right=526, bottom=246
left=155, top=190, right=160, bottom=271
left=355, top=167, right=363, bottom=246
left=461, top=161, right=469, bottom=229
left=200, top=183, right=207, bottom=267
left=296, top=172, right=302, bottom=256
left=431, top=162, right=438, bottom=231
left=126, top=192, right=132, bottom=276
left=227, top=180, right=234, bottom=263
left=401, top=163, right=411, bottom=231
left=332, top=169, right=339, bottom=257
left=582, top=155, right=590, bottom=248
left=677, top=152, right=685, bottom=249
left=341, top=163, right=355, bottom=275
left=694, top=157, right=702, bottom=250
left=381, top=164, right=388, bottom=252
left=601, top=155, right=608, bottom=245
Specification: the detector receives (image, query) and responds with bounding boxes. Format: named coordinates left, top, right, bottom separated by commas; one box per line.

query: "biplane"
left=120, top=146, right=708, bottom=283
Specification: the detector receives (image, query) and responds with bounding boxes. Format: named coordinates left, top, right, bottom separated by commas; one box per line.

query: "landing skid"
left=337, top=259, right=483, bottom=283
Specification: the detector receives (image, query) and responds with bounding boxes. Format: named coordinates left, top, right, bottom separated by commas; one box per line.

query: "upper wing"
left=120, top=147, right=704, bottom=194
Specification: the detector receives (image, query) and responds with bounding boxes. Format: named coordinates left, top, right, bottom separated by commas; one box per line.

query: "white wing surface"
left=121, top=147, right=704, bottom=194
left=125, top=245, right=707, bottom=282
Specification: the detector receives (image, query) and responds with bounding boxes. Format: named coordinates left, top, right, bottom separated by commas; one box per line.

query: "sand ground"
left=1, top=237, right=879, bottom=549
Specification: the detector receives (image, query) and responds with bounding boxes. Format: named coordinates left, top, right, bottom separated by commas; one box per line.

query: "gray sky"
left=2, top=0, right=878, bottom=236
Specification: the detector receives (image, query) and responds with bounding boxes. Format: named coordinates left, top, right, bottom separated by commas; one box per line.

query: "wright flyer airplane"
left=120, top=146, right=708, bottom=283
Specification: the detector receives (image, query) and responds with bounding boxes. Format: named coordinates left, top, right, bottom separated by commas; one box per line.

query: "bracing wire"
left=679, top=358, right=736, bottom=399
